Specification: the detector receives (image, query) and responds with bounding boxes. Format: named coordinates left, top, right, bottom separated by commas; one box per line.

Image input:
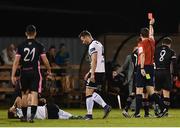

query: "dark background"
left=0, top=0, right=179, bottom=37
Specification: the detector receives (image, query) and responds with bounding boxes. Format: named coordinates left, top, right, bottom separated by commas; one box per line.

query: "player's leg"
left=92, top=73, right=111, bottom=119
left=28, top=72, right=41, bottom=122
left=84, top=87, right=94, bottom=120
left=21, top=91, right=29, bottom=122
left=146, top=86, right=167, bottom=117
left=162, top=90, right=170, bottom=115
left=142, top=92, right=150, bottom=117
left=134, top=87, right=143, bottom=117
left=122, top=93, right=135, bottom=118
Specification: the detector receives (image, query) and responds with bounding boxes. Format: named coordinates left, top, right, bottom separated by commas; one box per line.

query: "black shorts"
left=86, top=73, right=105, bottom=89
left=155, top=69, right=172, bottom=91
left=136, top=65, right=154, bottom=88
left=20, top=70, right=42, bottom=93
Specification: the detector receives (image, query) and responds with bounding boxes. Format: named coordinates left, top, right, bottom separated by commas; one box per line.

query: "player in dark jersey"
left=154, top=37, right=177, bottom=116
left=11, top=25, right=51, bottom=123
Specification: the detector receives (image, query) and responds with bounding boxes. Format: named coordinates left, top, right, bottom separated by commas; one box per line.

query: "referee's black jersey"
left=154, top=45, right=176, bottom=70
left=16, top=39, right=46, bottom=71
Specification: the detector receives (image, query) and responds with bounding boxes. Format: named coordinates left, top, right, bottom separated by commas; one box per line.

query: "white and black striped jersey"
left=88, top=40, right=105, bottom=73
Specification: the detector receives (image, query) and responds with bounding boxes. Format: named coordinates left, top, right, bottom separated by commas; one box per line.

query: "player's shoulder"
left=35, top=40, right=45, bottom=48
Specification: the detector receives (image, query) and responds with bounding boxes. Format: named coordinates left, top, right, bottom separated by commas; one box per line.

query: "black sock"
left=31, top=106, right=37, bottom=119
left=163, top=97, right=170, bottom=111
left=142, top=98, right=149, bottom=115
left=150, top=93, right=165, bottom=111
left=135, top=94, right=142, bottom=115
left=22, top=107, right=27, bottom=118
left=125, top=95, right=135, bottom=112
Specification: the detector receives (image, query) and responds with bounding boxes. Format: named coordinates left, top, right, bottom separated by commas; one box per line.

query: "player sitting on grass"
left=8, top=96, right=83, bottom=120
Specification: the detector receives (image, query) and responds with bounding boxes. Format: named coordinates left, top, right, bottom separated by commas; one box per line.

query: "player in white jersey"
left=79, top=30, right=111, bottom=120
left=8, top=96, right=83, bottom=120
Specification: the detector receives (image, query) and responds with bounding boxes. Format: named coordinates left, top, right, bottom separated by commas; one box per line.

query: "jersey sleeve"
left=89, top=43, right=97, bottom=56
left=39, top=43, right=46, bottom=56
left=16, top=45, right=22, bottom=57
left=138, top=43, right=144, bottom=55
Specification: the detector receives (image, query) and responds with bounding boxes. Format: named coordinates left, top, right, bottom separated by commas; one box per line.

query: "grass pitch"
left=0, top=108, right=180, bottom=127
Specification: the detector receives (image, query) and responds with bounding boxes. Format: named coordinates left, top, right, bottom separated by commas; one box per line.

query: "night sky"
left=0, top=0, right=179, bottom=37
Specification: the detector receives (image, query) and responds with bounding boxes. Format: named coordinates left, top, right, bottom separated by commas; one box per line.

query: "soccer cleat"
left=20, top=117, right=27, bottom=122
left=132, top=113, right=141, bottom=118
left=69, top=115, right=84, bottom=120
left=144, top=114, right=153, bottom=118
left=28, top=114, right=35, bottom=123
left=103, top=105, right=112, bottom=119
left=84, top=114, right=93, bottom=120
left=157, top=108, right=168, bottom=118
left=122, top=110, right=131, bottom=118
left=29, top=118, right=34, bottom=123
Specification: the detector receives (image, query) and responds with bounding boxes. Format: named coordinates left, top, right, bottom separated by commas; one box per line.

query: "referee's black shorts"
left=20, top=70, right=41, bottom=93
left=86, top=73, right=105, bottom=89
left=136, top=65, right=154, bottom=88
left=155, top=69, right=172, bottom=91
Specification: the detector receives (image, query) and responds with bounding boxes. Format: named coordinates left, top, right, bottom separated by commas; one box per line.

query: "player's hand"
left=150, top=18, right=155, bottom=25
left=11, top=76, right=17, bottom=85
left=84, top=72, right=90, bottom=81
left=141, top=69, right=146, bottom=77
left=112, top=71, right=118, bottom=79
left=173, top=76, right=178, bottom=81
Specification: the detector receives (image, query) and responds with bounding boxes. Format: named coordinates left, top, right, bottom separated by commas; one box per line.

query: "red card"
left=148, top=13, right=153, bottom=20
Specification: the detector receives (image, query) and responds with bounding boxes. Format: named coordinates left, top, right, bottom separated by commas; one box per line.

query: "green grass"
left=0, top=108, right=180, bottom=127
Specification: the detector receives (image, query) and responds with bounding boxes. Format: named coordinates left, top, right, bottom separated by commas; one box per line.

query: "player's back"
left=17, top=39, right=45, bottom=71
left=154, top=45, right=175, bottom=69
left=88, top=40, right=105, bottom=73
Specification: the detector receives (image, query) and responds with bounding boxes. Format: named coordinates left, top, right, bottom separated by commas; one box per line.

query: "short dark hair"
left=140, top=28, right=149, bottom=38
left=162, top=37, right=172, bottom=45
left=26, top=25, right=36, bottom=33
left=78, top=30, right=91, bottom=38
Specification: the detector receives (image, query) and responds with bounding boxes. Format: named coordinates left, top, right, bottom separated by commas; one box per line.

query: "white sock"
left=58, top=109, right=72, bottom=119
left=92, top=92, right=107, bottom=108
left=86, top=95, right=94, bottom=115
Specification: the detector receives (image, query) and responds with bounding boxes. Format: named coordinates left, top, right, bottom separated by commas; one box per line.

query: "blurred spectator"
left=55, top=43, right=71, bottom=92
left=46, top=45, right=58, bottom=67
left=1, top=43, right=16, bottom=65
left=55, top=43, right=70, bottom=66
left=0, top=55, right=4, bottom=65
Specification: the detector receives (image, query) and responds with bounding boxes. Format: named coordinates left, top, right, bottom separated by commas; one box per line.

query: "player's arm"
left=90, top=52, right=97, bottom=83
left=138, top=45, right=146, bottom=76
left=149, top=18, right=155, bottom=40
left=41, top=54, right=51, bottom=74
left=171, top=52, right=178, bottom=77
left=11, top=55, right=20, bottom=85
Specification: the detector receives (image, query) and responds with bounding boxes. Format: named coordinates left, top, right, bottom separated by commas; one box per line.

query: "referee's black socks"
left=142, top=98, right=149, bottom=116
left=135, top=94, right=142, bottom=115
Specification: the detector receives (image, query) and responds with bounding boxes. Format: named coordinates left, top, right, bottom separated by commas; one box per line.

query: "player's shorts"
left=20, top=69, right=41, bottom=93
left=155, top=69, right=172, bottom=91
left=86, top=73, right=105, bottom=89
left=136, top=65, right=154, bottom=87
